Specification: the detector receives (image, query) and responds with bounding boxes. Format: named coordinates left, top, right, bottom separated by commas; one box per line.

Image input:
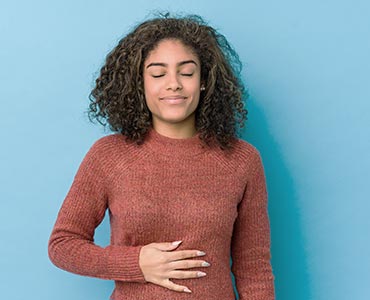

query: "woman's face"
left=143, top=39, right=202, bottom=132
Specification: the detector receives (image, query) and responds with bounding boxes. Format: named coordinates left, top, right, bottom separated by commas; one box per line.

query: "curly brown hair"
left=88, top=12, right=248, bottom=150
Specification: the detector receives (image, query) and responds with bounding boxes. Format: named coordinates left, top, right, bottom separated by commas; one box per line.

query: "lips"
left=160, top=95, right=187, bottom=104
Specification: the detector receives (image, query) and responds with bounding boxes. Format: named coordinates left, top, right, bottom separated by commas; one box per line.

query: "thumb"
left=153, top=240, right=182, bottom=251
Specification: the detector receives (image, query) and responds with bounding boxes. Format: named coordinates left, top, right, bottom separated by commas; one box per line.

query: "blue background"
left=1, top=1, right=369, bottom=299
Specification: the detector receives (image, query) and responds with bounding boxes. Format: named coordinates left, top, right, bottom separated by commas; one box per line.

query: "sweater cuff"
left=106, top=244, right=147, bottom=283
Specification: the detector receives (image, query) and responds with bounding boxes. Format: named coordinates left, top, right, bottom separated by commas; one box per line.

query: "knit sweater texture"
left=48, top=127, right=275, bottom=300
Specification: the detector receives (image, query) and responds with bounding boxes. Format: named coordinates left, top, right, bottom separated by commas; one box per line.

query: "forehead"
left=144, top=39, right=199, bottom=65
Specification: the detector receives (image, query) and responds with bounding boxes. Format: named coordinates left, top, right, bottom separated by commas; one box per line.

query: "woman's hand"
left=139, top=241, right=210, bottom=293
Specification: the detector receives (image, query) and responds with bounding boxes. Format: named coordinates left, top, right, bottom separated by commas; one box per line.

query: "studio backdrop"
left=1, top=1, right=369, bottom=300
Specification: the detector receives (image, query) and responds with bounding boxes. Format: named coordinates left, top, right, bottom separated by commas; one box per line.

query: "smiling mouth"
left=160, top=96, right=187, bottom=104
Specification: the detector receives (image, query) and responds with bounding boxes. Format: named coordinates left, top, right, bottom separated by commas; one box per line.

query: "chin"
left=161, top=113, right=191, bottom=121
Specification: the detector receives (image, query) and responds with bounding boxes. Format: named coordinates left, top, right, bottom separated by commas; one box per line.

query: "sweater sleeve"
left=48, top=139, right=147, bottom=283
left=231, top=149, right=275, bottom=300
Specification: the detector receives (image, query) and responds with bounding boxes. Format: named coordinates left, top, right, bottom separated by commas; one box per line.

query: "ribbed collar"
left=145, top=127, right=207, bottom=157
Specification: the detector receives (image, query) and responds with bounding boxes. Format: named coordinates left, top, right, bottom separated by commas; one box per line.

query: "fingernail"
left=197, top=271, right=207, bottom=277
left=197, top=251, right=206, bottom=256
left=202, top=261, right=211, bottom=267
left=184, top=287, right=192, bottom=293
left=172, top=240, right=182, bottom=246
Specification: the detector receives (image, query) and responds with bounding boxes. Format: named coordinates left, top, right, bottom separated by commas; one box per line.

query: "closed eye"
left=152, top=74, right=165, bottom=78
left=181, top=73, right=193, bottom=77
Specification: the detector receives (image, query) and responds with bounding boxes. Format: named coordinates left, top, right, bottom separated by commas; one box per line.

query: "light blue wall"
left=1, top=1, right=369, bottom=299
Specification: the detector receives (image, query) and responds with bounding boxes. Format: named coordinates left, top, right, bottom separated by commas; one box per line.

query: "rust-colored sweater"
left=48, top=127, right=275, bottom=300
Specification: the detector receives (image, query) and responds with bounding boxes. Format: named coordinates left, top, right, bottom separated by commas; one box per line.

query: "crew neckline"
left=145, top=127, right=207, bottom=157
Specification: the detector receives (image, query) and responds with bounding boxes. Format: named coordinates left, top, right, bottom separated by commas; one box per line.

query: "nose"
left=166, top=73, right=182, bottom=91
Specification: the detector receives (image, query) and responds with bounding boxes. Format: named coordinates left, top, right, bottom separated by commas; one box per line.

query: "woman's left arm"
left=231, top=149, right=275, bottom=300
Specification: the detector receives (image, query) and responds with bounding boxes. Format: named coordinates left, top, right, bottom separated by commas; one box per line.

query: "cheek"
left=144, top=78, right=160, bottom=99
left=143, top=79, right=161, bottom=112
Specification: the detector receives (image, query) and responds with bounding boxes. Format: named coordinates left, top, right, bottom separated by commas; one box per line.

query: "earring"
left=200, top=86, right=205, bottom=91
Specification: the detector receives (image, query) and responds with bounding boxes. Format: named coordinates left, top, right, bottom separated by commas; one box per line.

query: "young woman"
left=48, top=13, right=275, bottom=300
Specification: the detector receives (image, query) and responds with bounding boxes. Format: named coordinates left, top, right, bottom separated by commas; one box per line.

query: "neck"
left=151, top=120, right=197, bottom=139
left=145, top=126, right=207, bottom=157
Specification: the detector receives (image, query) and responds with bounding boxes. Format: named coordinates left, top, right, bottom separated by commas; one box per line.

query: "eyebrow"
left=146, top=60, right=198, bottom=69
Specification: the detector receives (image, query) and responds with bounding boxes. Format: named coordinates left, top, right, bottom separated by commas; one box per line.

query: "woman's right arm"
left=48, top=139, right=146, bottom=283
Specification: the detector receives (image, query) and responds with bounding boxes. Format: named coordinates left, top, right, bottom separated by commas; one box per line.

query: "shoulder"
left=89, top=133, right=138, bottom=153
left=228, top=138, right=266, bottom=181
left=71, top=133, right=145, bottom=183
left=82, top=133, right=141, bottom=165
left=207, top=137, right=262, bottom=176
left=223, top=138, right=263, bottom=169
left=232, top=138, right=262, bottom=160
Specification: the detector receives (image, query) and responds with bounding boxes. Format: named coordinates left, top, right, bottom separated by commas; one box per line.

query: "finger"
left=152, top=241, right=182, bottom=251
left=167, top=249, right=206, bottom=261
left=162, top=279, right=192, bottom=293
left=169, top=270, right=207, bottom=280
left=168, top=259, right=210, bottom=270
